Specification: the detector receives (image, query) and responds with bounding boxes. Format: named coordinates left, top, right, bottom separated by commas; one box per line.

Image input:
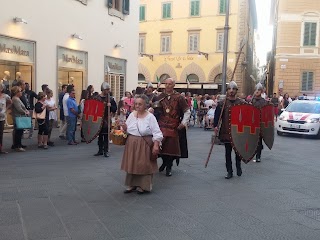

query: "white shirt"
left=45, top=98, right=57, bottom=121
left=63, top=93, right=70, bottom=116
left=204, top=99, right=214, bottom=108
left=126, top=111, right=163, bottom=143
left=207, top=108, right=215, bottom=117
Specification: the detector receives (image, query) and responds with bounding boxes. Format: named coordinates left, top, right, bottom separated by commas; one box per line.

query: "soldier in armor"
left=155, top=78, right=190, bottom=177
left=94, top=82, right=117, bottom=157
left=214, top=81, right=244, bottom=179
left=251, top=83, right=268, bottom=162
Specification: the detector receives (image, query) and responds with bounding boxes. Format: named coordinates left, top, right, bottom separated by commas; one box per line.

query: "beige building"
left=269, top=0, right=320, bottom=97
left=139, top=0, right=257, bottom=95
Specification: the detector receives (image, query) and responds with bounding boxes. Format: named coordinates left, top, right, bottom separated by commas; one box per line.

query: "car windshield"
left=286, top=101, right=320, bottom=114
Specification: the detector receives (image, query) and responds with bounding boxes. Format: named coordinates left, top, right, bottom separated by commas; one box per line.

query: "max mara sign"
left=0, top=35, right=35, bottom=63
left=57, top=46, right=87, bottom=70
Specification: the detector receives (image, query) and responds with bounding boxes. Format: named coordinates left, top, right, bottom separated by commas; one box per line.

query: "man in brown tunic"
left=156, top=78, right=190, bottom=177
left=214, top=81, right=244, bottom=179
left=251, top=83, right=268, bottom=162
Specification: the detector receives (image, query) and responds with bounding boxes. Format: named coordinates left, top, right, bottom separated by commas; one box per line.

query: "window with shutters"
left=107, top=0, right=129, bottom=17
left=219, top=0, right=226, bottom=14
left=190, top=0, right=200, bottom=16
left=106, top=74, right=125, bottom=103
left=140, top=5, right=146, bottom=21
left=188, top=33, right=199, bottom=52
left=139, top=36, right=145, bottom=54
left=216, top=32, right=224, bottom=51
left=301, top=72, right=314, bottom=91
left=303, top=22, right=317, bottom=46
left=162, top=2, right=172, bottom=19
left=161, top=35, right=171, bottom=53
left=138, top=74, right=146, bottom=83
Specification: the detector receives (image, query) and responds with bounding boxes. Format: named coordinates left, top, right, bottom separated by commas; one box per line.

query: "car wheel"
left=277, top=130, right=283, bottom=136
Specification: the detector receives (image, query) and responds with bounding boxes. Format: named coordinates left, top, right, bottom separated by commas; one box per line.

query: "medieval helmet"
left=101, top=82, right=110, bottom=91
left=255, top=82, right=263, bottom=91
left=227, top=81, right=238, bottom=90
left=147, top=82, right=153, bottom=88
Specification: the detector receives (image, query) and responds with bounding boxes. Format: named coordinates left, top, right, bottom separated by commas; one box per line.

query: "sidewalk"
left=0, top=127, right=320, bottom=240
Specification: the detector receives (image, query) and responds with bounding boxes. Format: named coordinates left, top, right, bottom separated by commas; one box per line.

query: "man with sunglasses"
left=214, top=81, right=245, bottom=179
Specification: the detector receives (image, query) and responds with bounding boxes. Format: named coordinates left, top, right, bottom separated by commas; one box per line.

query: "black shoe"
left=166, top=168, right=172, bottom=177
left=159, top=163, right=166, bottom=172
left=48, top=141, right=54, bottom=146
left=104, top=152, right=110, bottom=157
left=256, top=158, right=261, bottom=162
left=237, top=168, right=242, bottom=176
left=21, top=145, right=27, bottom=148
left=225, top=172, right=233, bottom=179
left=94, top=151, right=103, bottom=156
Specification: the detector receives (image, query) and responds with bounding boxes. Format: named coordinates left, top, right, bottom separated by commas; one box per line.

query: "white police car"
left=277, top=97, right=320, bottom=138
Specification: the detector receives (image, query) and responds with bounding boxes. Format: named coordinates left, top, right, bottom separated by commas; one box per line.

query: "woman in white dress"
left=120, top=94, right=163, bottom=194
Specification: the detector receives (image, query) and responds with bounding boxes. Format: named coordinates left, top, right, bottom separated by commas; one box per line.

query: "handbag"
left=15, top=116, right=32, bottom=129
left=33, top=108, right=46, bottom=120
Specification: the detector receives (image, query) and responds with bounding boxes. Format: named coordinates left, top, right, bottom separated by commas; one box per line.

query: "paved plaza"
left=1, top=127, right=320, bottom=240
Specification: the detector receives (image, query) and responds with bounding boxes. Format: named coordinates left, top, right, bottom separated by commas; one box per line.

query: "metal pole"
left=221, top=0, right=230, bottom=94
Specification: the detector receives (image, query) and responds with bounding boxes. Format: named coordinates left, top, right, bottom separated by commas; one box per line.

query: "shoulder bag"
left=15, top=115, right=32, bottom=129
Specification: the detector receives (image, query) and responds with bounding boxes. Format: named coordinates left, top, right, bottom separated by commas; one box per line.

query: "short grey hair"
left=166, top=78, right=175, bottom=84
left=134, top=94, right=149, bottom=108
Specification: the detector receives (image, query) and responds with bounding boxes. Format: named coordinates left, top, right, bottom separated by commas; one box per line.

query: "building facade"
left=269, top=0, right=320, bottom=98
left=0, top=0, right=138, bottom=103
left=139, top=0, right=257, bottom=95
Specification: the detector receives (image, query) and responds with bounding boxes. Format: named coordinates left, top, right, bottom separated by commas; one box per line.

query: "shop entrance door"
left=58, top=69, right=83, bottom=102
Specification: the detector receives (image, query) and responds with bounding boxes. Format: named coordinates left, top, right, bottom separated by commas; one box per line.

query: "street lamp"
left=140, top=53, right=154, bottom=61
left=198, top=51, right=209, bottom=60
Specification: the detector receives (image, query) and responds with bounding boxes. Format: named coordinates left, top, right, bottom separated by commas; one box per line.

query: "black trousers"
left=256, top=137, right=263, bottom=159
left=161, top=155, right=175, bottom=170
left=0, top=121, right=4, bottom=149
left=225, top=143, right=241, bottom=173
left=97, top=127, right=109, bottom=152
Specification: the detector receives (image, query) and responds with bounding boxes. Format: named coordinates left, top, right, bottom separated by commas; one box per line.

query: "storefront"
left=104, top=56, right=126, bottom=103
left=0, top=35, right=36, bottom=93
left=57, top=46, right=87, bottom=101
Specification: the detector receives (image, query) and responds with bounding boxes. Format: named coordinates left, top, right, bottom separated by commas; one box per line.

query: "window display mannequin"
left=12, top=72, right=21, bottom=87
left=1, top=71, right=10, bottom=94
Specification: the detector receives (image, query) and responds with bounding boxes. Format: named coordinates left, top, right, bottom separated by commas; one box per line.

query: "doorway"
left=58, top=68, right=84, bottom=102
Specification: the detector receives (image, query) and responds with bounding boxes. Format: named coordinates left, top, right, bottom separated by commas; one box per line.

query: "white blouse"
left=126, top=111, right=163, bottom=143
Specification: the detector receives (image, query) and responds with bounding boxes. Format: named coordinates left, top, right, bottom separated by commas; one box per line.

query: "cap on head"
left=101, top=82, right=110, bottom=91
left=227, top=81, right=238, bottom=90
left=147, top=82, right=153, bottom=88
left=255, top=82, right=263, bottom=91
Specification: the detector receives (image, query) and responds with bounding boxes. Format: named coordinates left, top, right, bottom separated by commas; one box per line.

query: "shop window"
left=140, top=5, right=146, bottom=21
left=217, top=32, right=224, bottom=51
left=219, top=0, right=226, bottom=14
left=303, top=22, right=317, bottom=46
left=161, top=35, right=171, bottom=53
left=107, top=0, right=129, bottom=16
left=138, top=74, right=146, bottom=83
left=188, top=33, right=199, bottom=53
left=301, top=71, right=313, bottom=91
left=190, top=0, right=200, bottom=16
left=162, top=2, right=172, bottom=19
left=107, top=73, right=125, bottom=103
left=187, top=74, right=199, bottom=83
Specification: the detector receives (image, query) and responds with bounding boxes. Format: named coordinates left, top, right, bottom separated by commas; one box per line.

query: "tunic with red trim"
left=156, top=92, right=189, bottom=157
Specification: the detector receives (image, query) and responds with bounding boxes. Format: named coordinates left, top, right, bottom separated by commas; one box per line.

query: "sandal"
left=136, top=187, right=150, bottom=195
left=123, top=186, right=137, bottom=194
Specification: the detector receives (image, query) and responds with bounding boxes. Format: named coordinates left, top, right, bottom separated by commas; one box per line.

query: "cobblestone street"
left=1, top=127, right=320, bottom=240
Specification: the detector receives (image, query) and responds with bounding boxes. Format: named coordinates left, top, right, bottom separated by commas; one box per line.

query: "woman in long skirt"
left=120, top=94, right=163, bottom=194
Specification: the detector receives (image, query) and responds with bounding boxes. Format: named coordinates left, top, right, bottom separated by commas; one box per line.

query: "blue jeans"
left=66, top=116, right=77, bottom=143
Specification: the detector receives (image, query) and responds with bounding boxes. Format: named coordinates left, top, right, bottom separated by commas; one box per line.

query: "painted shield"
left=81, top=99, right=106, bottom=143
left=229, top=104, right=261, bottom=163
left=261, top=104, right=275, bottom=150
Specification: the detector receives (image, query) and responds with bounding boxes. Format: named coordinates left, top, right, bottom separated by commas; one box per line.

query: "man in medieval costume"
left=251, top=82, right=269, bottom=162
left=94, top=82, right=117, bottom=157
left=214, top=81, right=245, bottom=179
left=155, top=78, right=190, bottom=177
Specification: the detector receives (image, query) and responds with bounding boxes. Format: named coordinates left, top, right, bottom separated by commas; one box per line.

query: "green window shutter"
left=191, top=1, right=195, bottom=16
left=107, top=0, right=113, bottom=8
left=162, top=4, right=166, bottom=18
left=167, top=3, right=171, bottom=18
left=310, top=23, right=317, bottom=46
left=219, top=0, right=226, bottom=14
left=191, top=0, right=200, bottom=16
left=123, top=0, right=129, bottom=15
left=140, top=6, right=145, bottom=21
left=163, top=3, right=171, bottom=19
left=304, top=22, right=317, bottom=46
left=195, top=1, right=200, bottom=15
left=307, top=72, right=314, bottom=91
left=302, top=72, right=308, bottom=91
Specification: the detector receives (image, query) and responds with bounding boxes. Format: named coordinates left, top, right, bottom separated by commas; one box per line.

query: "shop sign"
left=0, top=35, right=35, bottom=63
left=105, top=56, right=126, bottom=74
left=58, top=47, right=87, bottom=70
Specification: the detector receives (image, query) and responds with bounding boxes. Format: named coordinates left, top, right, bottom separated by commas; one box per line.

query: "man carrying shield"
left=94, top=82, right=117, bottom=157
left=214, top=81, right=244, bottom=179
left=251, top=83, right=268, bottom=162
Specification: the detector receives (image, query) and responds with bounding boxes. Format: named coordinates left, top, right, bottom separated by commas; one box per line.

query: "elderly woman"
left=35, top=92, right=49, bottom=149
left=11, top=86, right=29, bottom=152
left=120, top=94, right=163, bottom=194
left=0, top=83, right=12, bottom=153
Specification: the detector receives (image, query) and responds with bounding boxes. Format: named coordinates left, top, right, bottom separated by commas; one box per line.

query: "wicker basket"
left=111, top=133, right=127, bottom=145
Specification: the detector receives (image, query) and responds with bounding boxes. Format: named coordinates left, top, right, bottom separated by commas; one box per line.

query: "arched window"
left=138, top=74, right=146, bottom=83
left=160, top=74, right=170, bottom=82
left=214, top=74, right=222, bottom=84
left=187, top=74, right=199, bottom=83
